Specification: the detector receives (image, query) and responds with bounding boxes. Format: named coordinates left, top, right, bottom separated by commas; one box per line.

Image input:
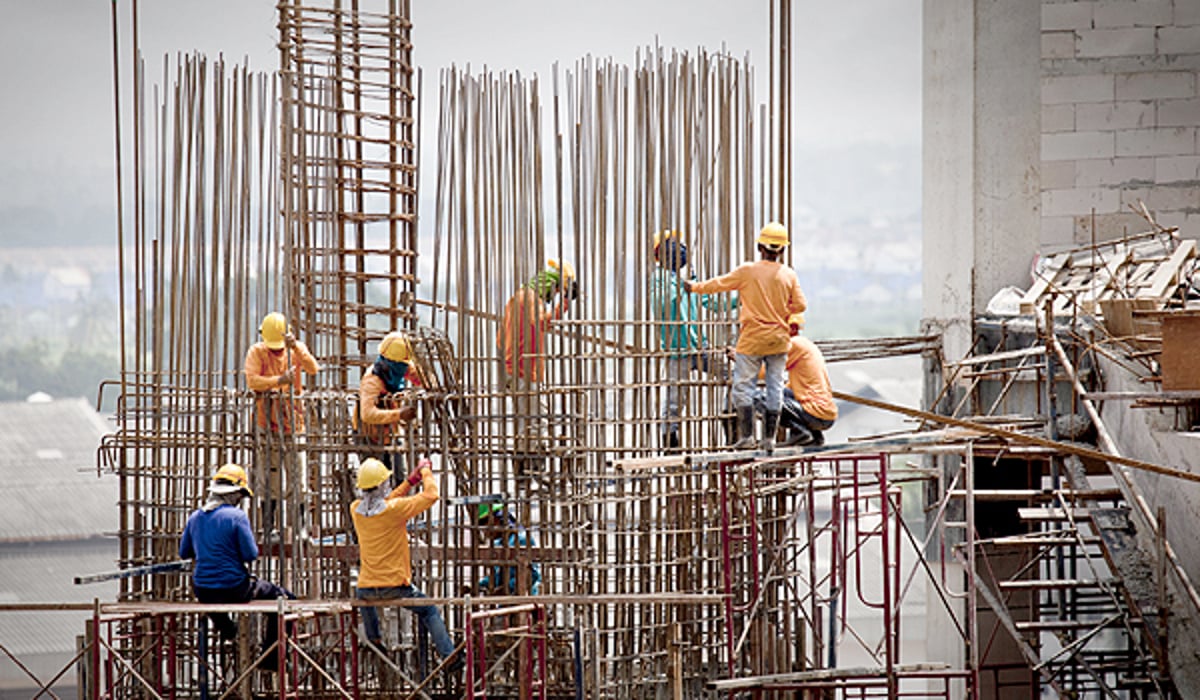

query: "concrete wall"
left=1041, top=0, right=1200, bottom=247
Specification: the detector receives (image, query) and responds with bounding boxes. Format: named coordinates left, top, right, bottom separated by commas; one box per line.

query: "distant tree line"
left=0, top=341, right=119, bottom=408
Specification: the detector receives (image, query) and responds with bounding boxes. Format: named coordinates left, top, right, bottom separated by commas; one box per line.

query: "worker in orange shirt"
left=351, top=457, right=460, bottom=673
left=754, top=314, right=837, bottom=447
left=244, top=312, right=321, bottom=539
left=496, top=259, right=578, bottom=452
left=685, top=223, right=806, bottom=453
left=356, top=331, right=422, bottom=474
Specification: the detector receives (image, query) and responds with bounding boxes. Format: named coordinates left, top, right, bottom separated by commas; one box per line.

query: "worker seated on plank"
left=179, top=464, right=296, bottom=671
left=475, top=502, right=542, bottom=595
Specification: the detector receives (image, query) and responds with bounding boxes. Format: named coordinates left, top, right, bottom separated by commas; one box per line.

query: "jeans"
left=732, top=352, right=786, bottom=411
left=662, top=350, right=729, bottom=436
left=194, top=577, right=296, bottom=652
left=357, top=584, right=456, bottom=659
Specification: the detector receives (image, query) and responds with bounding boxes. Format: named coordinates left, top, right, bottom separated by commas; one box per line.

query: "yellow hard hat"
left=211, top=463, right=253, bottom=496
left=260, top=312, right=289, bottom=350
left=653, top=230, right=679, bottom=249
left=378, top=332, right=413, bottom=363
left=356, top=458, right=393, bottom=490
left=756, top=222, right=789, bottom=249
left=547, top=258, right=575, bottom=283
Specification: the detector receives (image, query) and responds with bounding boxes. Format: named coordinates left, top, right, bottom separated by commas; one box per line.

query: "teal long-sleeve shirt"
left=650, top=267, right=736, bottom=356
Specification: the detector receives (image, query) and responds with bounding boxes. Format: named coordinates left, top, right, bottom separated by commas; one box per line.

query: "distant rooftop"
left=0, top=397, right=115, bottom=542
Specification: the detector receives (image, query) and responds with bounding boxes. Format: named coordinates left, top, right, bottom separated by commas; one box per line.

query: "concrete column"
left=922, top=0, right=1041, bottom=364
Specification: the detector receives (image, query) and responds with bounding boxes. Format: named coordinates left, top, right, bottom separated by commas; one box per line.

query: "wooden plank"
left=1161, top=310, right=1200, bottom=390
left=1021, top=251, right=1071, bottom=314
left=1144, top=238, right=1196, bottom=298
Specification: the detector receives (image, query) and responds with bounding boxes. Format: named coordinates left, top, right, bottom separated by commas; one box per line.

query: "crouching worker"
left=179, top=464, right=296, bottom=669
left=351, top=457, right=460, bottom=671
left=754, top=314, right=837, bottom=447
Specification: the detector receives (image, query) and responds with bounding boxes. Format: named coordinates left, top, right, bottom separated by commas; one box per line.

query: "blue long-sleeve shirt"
left=179, top=504, right=258, bottom=589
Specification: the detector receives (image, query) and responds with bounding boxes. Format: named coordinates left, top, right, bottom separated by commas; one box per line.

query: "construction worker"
left=350, top=457, right=460, bottom=670
left=356, top=331, right=422, bottom=474
left=684, top=222, right=807, bottom=453
left=244, top=312, right=321, bottom=539
left=496, top=259, right=578, bottom=455
left=754, top=314, right=837, bottom=447
left=649, top=230, right=736, bottom=450
left=179, top=464, right=295, bottom=670
left=476, top=503, right=542, bottom=595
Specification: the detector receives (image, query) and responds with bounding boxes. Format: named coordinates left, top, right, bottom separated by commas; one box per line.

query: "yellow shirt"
left=243, top=341, right=320, bottom=433
left=351, top=467, right=439, bottom=588
left=786, top=336, right=837, bottom=421
left=691, top=260, right=806, bottom=356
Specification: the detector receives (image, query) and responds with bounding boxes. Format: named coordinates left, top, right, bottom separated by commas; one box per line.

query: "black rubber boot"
left=732, top=406, right=756, bottom=449
left=762, top=410, right=780, bottom=454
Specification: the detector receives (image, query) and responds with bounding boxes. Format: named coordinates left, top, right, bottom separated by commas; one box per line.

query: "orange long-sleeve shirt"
left=786, top=336, right=837, bottom=421
left=350, top=467, right=439, bottom=587
left=356, top=365, right=421, bottom=444
left=497, top=287, right=568, bottom=382
left=244, top=341, right=320, bottom=433
left=690, top=260, right=806, bottom=356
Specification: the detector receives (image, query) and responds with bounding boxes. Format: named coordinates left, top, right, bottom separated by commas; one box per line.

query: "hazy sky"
left=0, top=0, right=920, bottom=242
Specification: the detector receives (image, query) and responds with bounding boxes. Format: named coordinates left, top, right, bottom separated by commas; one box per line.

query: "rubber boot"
left=762, top=410, right=780, bottom=454
left=732, top=406, right=757, bottom=450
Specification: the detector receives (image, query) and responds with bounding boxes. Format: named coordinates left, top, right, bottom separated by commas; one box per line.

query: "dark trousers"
left=194, top=577, right=296, bottom=656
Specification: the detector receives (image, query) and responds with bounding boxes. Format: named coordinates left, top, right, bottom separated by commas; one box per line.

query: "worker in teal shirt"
left=649, top=230, right=736, bottom=451
left=476, top=503, right=542, bottom=595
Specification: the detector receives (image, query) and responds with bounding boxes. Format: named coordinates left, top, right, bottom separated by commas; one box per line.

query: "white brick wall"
left=1043, top=30, right=1077, bottom=58
left=1114, top=71, right=1195, bottom=100
left=1044, top=130, right=1117, bottom=160
left=1078, top=27, right=1157, bottom=56
left=1074, top=156, right=1156, bottom=185
left=1043, top=74, right=1116, bottom=103
left=1042, top=215, right=1077, bottom=247
left=1124, top=184, right=1200, bottom=209
left=1178, top=0, right=1200, bottom=27
left=1043, top=2, right=1095, bottom=31
left=1159, top=97, right=1200, bottom=127
left=1156, top=155, right=1200, bottom=181
left=1043, top=186, right=1122, bottom=215
left=1075, top=100, right=1155, bottom=129
left=1094, top=0, right=1173, bottom=28
left=1115, top=126, right=1196, bottom=156
left=1042, top=160, right=1079, bottom=188
left=1043, top=103, right=1077, bottom=131
left=1158, top=26, right=1200, bottom=55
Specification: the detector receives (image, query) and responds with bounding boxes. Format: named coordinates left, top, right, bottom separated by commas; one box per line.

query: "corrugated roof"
left=0, top=398, right=116, bottom=541
left=0, top=540, right=119, bottom=656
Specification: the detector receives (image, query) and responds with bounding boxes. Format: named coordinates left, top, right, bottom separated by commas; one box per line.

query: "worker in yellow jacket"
left=350, top=457, right=459, bottom=672
left=685, top=223, right=806, bottom=453
left=243, top=312, right=321, bottom=538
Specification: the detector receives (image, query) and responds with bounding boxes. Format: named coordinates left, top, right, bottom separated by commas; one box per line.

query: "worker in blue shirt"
left=179, top=464, right=295, bottom=670
left=476, top=503, right=541, bottom=595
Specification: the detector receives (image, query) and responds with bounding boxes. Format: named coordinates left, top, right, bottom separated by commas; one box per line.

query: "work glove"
left=566, top=279, right=579, bottom=300
left=406, top=458, right=432, bottom=486
left=396, top=404, right=417, bottom=422
left=278, top=367, right=295, bottom=385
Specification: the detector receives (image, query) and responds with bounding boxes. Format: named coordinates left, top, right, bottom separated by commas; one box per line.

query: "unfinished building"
left=5, top=1, right=1200, bottom=698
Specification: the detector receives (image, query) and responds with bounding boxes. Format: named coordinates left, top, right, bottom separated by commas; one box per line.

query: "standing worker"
left=497, top=259, right=578, bottom=453
left=350, top=457, right=460, bottom=672
left=179, top=464, right=296, bottom=670
left=356, top=331, right=422, bottom=474
left=754, top=313, right=837, bottom=447
left=685, top=222, right=806, bottom=453
left=244, top=312, right=321, bottom=540
left=649, top=230, right=736, bottom=451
